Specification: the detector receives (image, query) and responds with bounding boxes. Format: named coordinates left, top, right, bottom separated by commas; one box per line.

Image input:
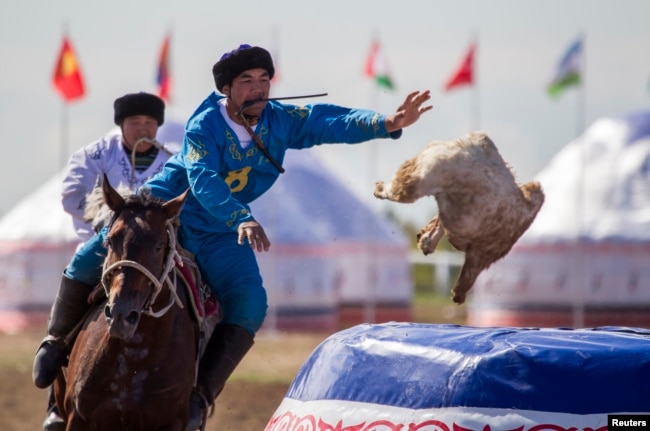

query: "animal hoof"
left=417, top=236, right=435, bottom=255
left=373, top=182, right=386, bottom=199
left=451, top=292, right=466, bottom=304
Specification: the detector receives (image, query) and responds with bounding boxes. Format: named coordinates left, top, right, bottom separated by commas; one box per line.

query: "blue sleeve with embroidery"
left=273, top=103, right=402, bottom=149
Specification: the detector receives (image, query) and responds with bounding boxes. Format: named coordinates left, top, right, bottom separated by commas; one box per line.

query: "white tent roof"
left=0, top=172, right=76, bottom=245
left=523, top=110, right=650, bottom=243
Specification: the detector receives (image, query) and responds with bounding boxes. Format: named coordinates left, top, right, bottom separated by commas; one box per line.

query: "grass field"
left=0, top=292, right=466, bottom=430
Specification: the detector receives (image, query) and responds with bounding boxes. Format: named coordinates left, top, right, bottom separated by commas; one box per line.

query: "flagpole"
left=60, top=102, right=69, bottom=171
left=366, top=97, right=378, bottom=324
left=471, top=31, right=480, bottom=131
left=573, top=32, right=586, bottom=328
left=362, top=33, right=389, bottom=324
left=472, top=72, right=480, bottom=131
left=58, top=23, right=71, bottom=275
left=59, top=22, right=70, bottom=171
left=546, top=35, right=587, bottom=327
left=54, top=22, right=87, bottom=259
left=576, top=33, right=586, bottom=138
left=365, top=35, right=380, bottom=325
left=270, top=25, right=280, bottom=87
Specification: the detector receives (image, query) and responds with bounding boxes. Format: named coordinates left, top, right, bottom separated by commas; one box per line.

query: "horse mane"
left=84, top=185, right=172, bottom=234
left=121, top=188, right=168, bottom=209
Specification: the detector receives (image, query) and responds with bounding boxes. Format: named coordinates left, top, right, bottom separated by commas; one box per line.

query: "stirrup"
left=186, top=390, right=211, bottom=431
left=43, top=407, right=66, bottom=431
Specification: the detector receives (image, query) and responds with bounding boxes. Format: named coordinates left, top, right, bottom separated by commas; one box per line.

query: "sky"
left=1, top=0, right=649, bottom=228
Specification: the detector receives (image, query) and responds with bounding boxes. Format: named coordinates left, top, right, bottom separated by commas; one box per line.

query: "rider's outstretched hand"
left=237, top=221, right=271, bottom=252
left=384, top=90, right=433, bottom=133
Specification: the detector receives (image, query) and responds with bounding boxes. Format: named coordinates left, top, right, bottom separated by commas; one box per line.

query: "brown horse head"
left=101, top=175, right=189, bottom=339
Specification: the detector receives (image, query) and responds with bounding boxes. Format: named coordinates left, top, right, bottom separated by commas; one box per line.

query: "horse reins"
left=235, top=93, right=328, bottom=174
left=101, top=219, right=185, bottom=318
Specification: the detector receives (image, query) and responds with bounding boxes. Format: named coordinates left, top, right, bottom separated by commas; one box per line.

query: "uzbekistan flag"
left=156, top=34, right=171, bottom=101
left=547, top=37, right=582, bottom=97
left=52, top=36, right=85, bottom=102
left=364, top=40, right=395, bottom=90
left=444, top=43, right=476, bottom=91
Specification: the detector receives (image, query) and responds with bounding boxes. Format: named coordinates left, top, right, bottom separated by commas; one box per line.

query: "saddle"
left=173, top=246, right=221, bottom=323
left=173, top=247, right=221, bottom=357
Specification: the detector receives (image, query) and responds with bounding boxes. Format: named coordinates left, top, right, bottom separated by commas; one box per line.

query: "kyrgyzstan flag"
left=156, top=34, right=171, bottom=101
left=52, top=36, right=85, bottom=102
left=444, top=43, right=476, bottom=91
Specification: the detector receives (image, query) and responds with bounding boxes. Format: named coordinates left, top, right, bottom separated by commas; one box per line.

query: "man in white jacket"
left=61, top=92, right=175, bottom=241
left=42, top=92, right=175, bottom=431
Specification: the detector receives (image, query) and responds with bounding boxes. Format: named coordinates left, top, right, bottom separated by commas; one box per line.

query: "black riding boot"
left=185, top=324, right=254, bottom=431
left=42, top=386, right=65, bottom=431
left=33, top=273, right=93, bottom=389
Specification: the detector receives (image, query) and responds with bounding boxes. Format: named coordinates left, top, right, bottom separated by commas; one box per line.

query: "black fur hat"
left=113, top=92, right=165, bottom=126
left=212, top=44, right=275, bottom=92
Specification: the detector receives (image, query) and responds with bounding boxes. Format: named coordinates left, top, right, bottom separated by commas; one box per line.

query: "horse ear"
left=102, top=174, right=126, bottom=212
left=162, top=188, right=190, bottom=219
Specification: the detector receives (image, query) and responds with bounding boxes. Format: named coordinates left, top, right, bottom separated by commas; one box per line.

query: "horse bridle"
left=101, top=219, right=185, bottom=318
left=235, top=93, right=328, bottom=174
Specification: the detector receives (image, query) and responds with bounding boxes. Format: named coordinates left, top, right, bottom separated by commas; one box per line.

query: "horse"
left=53, top=177, right=212, bottom=430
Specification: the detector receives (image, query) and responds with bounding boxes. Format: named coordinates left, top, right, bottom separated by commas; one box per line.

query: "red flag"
left=444, top=43, right=476, bottom=91
left=364, top=40, right=395, bottom=90
left=156, top=34, right=171, bottom=101
left=52, top=36, right=85, bottom=102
